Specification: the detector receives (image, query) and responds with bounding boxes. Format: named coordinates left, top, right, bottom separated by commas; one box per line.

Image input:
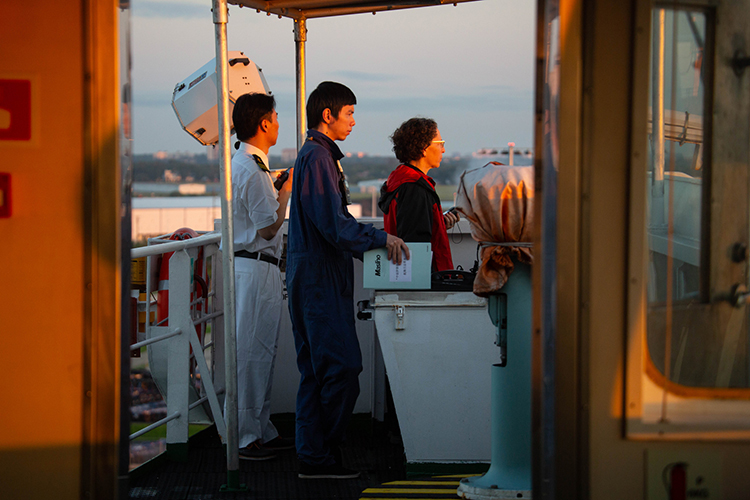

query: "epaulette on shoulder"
left=251, top=154, right=270, bottom=172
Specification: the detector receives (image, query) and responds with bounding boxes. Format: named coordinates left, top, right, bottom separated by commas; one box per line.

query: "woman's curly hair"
left=390, top=117, right=438, bottom=164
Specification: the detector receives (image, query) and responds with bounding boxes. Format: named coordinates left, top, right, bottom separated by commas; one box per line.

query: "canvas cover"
left=455, top=162, right=534, bottom=296
left=227, top=0, right=478, bottom=20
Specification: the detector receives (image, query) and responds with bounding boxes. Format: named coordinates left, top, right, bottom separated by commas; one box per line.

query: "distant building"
left=281, top=148, right=297, bottom=163
left=473, top=146, right=534, bottom=158
left=163, top=169, right=181, bottom=182
left=132, top=197, right=222, bottom=242
left=470, top=146, right=534, bottom=167
left=356, top=179, right=386, bottom=194
left=173, top=151, right=199, bottom=161
left=348, top=204, right=362, bottom=218
left=131, top=197, right=361, bottom=243
left=179, top=184, right=205, bottom=195
left=206, top=146, right=220, bottom=162
left=153, top=151, right=169, bottom=160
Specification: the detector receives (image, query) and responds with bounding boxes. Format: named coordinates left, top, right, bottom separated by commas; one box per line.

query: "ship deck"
left=128, top=417, right=482, bottom=499
left=128, top=418, right=406, bottom=500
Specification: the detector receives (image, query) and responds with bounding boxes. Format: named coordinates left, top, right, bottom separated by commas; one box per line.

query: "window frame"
left=625, top=0, right=750, bottom=440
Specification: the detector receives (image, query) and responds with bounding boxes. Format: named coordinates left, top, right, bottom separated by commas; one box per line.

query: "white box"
left=172, top=51, right=271, bottom=146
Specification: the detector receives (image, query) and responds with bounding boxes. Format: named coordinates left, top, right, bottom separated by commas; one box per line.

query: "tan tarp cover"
left=227, top=0, right=479, bottom=20
left=455, top=162, right=534, bottom=296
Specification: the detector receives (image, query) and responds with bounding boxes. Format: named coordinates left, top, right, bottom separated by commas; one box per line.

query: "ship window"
left=627, top=3, right=750, bottom=439
left=644, top=9, right=720, bottom=392
left=646, top=9, right=706, bottom=307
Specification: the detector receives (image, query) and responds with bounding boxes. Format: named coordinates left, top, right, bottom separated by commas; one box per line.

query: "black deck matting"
left=128, top=421, right=409, bottom=499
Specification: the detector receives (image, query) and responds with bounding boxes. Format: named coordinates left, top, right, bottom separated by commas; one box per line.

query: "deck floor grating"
left=129, top=422, right=410, bottom=499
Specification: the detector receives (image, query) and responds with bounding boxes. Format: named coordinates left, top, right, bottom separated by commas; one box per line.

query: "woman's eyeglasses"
left=432, top=140, right=446, bottom=148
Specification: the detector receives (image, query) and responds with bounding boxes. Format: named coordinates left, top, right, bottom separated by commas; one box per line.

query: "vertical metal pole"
left=212, top=0, right=244, bottom=491
left=295, top=18, right=308, bottom=151
left=651, top=8, right=666, bottom=228
left=145, top=254, right=152, bottom=338
left=119, top=7, right=135, bottom=493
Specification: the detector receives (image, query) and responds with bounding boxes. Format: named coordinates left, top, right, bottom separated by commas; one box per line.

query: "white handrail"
left=194, top=311, right=223, bottom=326
left=129, top=234, right=228, bottom=459
left=130, top=328, right=182, bottom=351
left=130, top=411, right=182, bottom=440
left=131, top=232, right=221, bottom=258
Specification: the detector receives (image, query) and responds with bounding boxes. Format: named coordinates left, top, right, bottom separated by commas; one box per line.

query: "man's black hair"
left=390, top=117, right=438, bottom=164
left=233, top=92, right=275, bottom=142
left=306, top=81, right=357, bottom=130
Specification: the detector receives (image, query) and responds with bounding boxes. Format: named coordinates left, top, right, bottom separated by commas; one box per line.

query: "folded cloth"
left=455, top=162, right=534, bottom=296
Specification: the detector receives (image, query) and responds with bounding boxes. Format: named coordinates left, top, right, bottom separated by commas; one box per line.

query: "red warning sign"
left=0, top=79, right=32, bottom=141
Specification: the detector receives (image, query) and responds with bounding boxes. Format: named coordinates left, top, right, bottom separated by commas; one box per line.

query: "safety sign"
left=0, top=79, right=32, bottom=142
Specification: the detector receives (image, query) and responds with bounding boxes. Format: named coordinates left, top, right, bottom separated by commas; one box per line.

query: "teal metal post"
left=458, top=261, right=532, bottom=499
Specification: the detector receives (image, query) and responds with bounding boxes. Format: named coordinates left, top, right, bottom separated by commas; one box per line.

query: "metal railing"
left=129, top=231, right=227, bottom=454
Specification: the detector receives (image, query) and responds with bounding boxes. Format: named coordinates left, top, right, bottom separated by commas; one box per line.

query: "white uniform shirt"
left=231, top=142, right=283, bottom=259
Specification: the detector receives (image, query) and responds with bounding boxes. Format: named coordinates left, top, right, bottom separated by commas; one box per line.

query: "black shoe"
left=239, top=441, right=277, bottom=461
left=264, top=436, right=295, bottom=451
left=298, top=462, right=361, bottom=479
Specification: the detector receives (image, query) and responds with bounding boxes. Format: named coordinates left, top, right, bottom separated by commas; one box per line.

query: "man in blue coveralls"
left=287, top=81, right=410, bottom=479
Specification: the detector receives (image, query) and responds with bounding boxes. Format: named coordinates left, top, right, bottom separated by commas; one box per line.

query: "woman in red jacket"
left=378, top=117, right=459, bottom=272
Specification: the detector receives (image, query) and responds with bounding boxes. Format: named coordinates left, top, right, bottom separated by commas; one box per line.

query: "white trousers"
left=234, top=257, right=283, bottom=447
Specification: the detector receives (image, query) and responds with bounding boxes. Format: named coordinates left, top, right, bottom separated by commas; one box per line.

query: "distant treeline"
left=133, top=153, right=471, bottom=186
left=133, top=155, right=220, bottom=183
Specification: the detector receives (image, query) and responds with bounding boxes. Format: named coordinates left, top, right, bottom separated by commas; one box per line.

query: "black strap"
left=234, top=250, right=280, bottom=266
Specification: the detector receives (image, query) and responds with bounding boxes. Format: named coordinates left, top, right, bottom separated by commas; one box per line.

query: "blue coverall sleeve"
left=298, top=155, right=387, bottom=255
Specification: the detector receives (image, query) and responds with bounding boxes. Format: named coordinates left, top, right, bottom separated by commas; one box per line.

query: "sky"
left=130, top=0, right=536, bottom=157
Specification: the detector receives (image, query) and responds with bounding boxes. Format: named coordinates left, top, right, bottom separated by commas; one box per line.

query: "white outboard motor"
left=171, top=51, right=271, bottom=146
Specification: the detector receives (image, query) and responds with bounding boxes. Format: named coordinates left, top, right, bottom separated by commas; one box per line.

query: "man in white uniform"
left=230, top=92, right=294, bottom=460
